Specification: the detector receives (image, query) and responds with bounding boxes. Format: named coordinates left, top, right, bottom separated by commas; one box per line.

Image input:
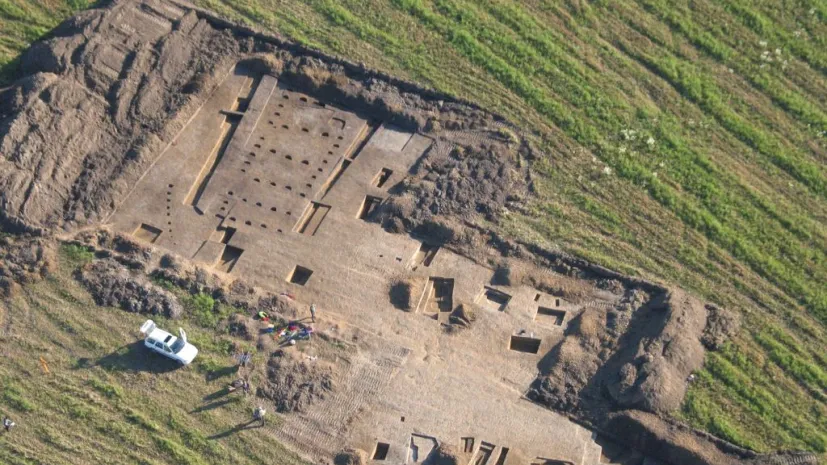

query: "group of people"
left=0, top=305, right=318, bottom=437
left=242, top=304, right=316, bottom=428
left=228, top=377, right=251, bottom=395
left=258, top=303, right=319, bottom=347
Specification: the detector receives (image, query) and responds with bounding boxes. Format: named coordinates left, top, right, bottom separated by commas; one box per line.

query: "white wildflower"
left=794, top=30, right=802, bottom=37
left=775, top=48, right=781, bottom=55
left=603, top=166, right=612, bottom=175
left=728, top=68, right=734, bottom=73
left=809, top=8, right=815, bottom=15
left=759, top=40, right=768, bottom=47
left=652, top=172, right=658, bottom=178
left=619, top=146, right=627, bottom=154
left=658, top=161, right=665, bottom=168
left=646, top=137, right=655, bottom=147
left=620, top=129, right=637, bottom=141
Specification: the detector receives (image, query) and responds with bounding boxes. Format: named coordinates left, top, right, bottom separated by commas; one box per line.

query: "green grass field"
left=0, top=246, right=309, bottom=465
left=1, top=0, right=826, bottom=456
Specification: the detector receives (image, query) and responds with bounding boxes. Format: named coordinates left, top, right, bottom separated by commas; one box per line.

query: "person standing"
left=2, top=416, right=15, bottom=433
left=239, top=350, right=251, bottom=368
left=310, top=304, right=317, bottom=323
left=253, top=406, right=266, bottom=427
left=242, top=379, right=250, bottom=396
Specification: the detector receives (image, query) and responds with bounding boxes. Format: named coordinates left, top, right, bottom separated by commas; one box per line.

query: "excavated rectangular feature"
left=473, top=442, right=496, bottom=465
left=288, top=265, right=313, bottom=285
left=510, top=335, right=542, bottom=354
left=537, top=307, right=566, bottom=326
left=108, top=59, right=605, bottom=465
left=133, top=223, right=162, bottom=243
left=478, top=287, right=511, bottom=311
left=373, top=442, right=390, bottom=461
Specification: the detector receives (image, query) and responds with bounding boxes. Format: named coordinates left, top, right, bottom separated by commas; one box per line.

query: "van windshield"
left=171, top=337, right=186, bottom=353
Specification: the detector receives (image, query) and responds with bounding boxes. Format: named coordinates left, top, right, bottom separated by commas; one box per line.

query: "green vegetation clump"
left=180, top=293, right=242, bottom=328
left=60, top=243, right=95, bottom=265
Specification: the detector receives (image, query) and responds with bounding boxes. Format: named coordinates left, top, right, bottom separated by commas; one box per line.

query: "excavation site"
left=0, top=1, right=818, bottom=465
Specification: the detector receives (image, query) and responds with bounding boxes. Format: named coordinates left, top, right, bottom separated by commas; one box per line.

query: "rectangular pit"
left=415, top=277, right=455, bottom=317
left=495, top=448, right=510, bottom=465
left=133, top=223, right=162, bottom=243
left=217, top=245, right=243, bottom=273
left=287, top=265, right=313, bottom=285
left=473, top=442, right=496, bottom=465
left=373, top=442, right=390, bottom=461
left=210, top=226, right=236, bottom=244
left=536, top=307, right=566, bottom=326
left=409, top=434, right=437, bottom=463
left=430, top=278, right=454, bottom=313
left=193, top=240, right=226, bottom=266
left=295, top=202, right=331, bottom=236
left=462, top=437, right=475, bottom=453
left=357, top=195, right=383, bottom=220
left=509, top=335, right=541, bottom=354
left=410, top=242, right=439, bottom=270
left=373, top=168, right=393, bottom=188
left=477, top=287, right=510, bottom=311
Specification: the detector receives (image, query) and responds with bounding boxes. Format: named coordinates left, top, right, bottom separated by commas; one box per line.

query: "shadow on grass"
left=205, top=364, right=238, bottom=381
left=93, top=341, right=182, bottom=373
left=203, top=388, right=230, bottom=402
left=207, top=419, right=260, bottom=440
left=190, top=397, right=239, bottom=414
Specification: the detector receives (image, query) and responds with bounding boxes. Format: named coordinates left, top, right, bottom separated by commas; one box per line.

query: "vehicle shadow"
left=207, top=419, right=260, bottom=440
left=95, top=341, right=181, bottom=373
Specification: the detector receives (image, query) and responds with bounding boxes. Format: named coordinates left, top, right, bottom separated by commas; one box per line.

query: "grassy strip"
left=710, top=0, right=827, bottom=75
left=618, top=43, right=825, bottom=198
left=636, top=0, right=827, bottom=136
left=389, top=0, right=827, bottom=326
left=704, top=351, right=826, bottom=451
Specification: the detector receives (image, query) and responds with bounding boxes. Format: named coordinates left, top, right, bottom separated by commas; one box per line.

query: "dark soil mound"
left=427, top=444, right=472, bottom=465
left=376, top=140, right=529, bottom=235
left=258, top=349, right=336, bottom=413
left=0, top=235, right=55, bottom=297
left=78, top=258, right=182, bottom=318
left=226, top=313, right=257, bottom=341
left=334, top=448, right=368, bottom=465
left=388, top=275, right=426, bottom=311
